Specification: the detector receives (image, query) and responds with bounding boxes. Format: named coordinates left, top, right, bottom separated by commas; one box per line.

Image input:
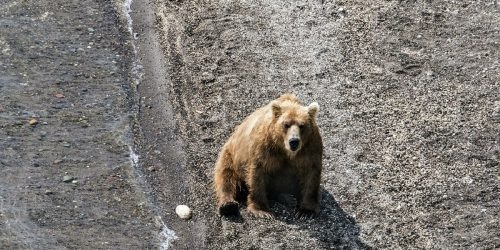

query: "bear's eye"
left=284, top=122, right=291, bottom=129
left=298, top=124, right=305, bottom=129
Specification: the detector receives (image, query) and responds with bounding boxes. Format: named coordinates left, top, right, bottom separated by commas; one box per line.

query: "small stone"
left=45, top=190, right=54, bottom=195
left=175, top=205, right=192, bottom=220
left=147, top=166, right=157, bottom=172
left=54, top=159, right=63, bottom=164
left=63, top=175, right=75, bottom=183
left=202, top=137, right=214, bottom=143
left=492, top=103, right=500, bottom=121
left=201, top=72, right=215, bottom=83
left=55, top=93, right=65, bottom=98
left=29, top=118, right=38, bottom=126
left=71, top=180, right=78, bottom=184
left=461, top=175, right=473, bottom=184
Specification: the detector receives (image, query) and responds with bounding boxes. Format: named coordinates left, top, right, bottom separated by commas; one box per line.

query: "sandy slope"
left=153, top=0, right=499, bottom=248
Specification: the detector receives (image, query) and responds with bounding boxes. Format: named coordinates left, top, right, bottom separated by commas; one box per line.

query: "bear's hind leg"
left=214, top=150, right=240, bottom=216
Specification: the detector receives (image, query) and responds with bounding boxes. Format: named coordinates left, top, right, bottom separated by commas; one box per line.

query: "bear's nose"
left=289, top=138, right=300, bottom=151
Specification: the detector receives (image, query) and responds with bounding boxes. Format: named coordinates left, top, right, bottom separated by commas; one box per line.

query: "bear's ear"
left=271, top=101, right=282, bottom=118
left=307, top=102, right=319, bottom=118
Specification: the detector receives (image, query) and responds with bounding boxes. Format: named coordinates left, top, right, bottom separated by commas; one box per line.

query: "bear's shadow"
left=222, top=187, right=371, bottom=248
left=271, top=189, right=371, bottom=249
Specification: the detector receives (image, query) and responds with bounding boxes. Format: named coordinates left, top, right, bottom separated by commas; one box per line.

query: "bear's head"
left=271, top=99, right=319, bottom=156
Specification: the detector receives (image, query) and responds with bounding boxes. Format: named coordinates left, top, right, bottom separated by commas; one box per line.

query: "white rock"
left=175, top=205, right=192, bottom=220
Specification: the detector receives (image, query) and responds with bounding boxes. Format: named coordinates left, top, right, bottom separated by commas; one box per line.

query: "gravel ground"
left=155, top=0, right=499, bottom=249
left=1, top=0, right=499, bottom=249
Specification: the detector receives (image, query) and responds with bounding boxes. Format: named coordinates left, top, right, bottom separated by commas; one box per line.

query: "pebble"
left=175, top=205, right=192, bottom=220
left=492, top=103, right=500, bottom=121
left=45, top=190, right=54, bottom=195
left=29, top=118, right=38, bottom=125
left=202, top=137, right=214, bottom=143
left=63, top=175, right=75, bottom=183
left=201, top=72, right=215, bottom=83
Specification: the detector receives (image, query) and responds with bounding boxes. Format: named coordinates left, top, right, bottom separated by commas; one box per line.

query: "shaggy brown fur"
left=214, top=94, right=323, bottom=218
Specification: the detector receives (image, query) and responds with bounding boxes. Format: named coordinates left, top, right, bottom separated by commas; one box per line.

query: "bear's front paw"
left=295, top=208, right=318, bottom=219
left=247, top=205, right=273, bottom=219
left=219, top=201, right=240, bottom=216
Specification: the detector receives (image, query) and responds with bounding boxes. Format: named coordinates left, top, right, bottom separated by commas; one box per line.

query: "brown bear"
left=213, top=94, right=323, bottom=218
